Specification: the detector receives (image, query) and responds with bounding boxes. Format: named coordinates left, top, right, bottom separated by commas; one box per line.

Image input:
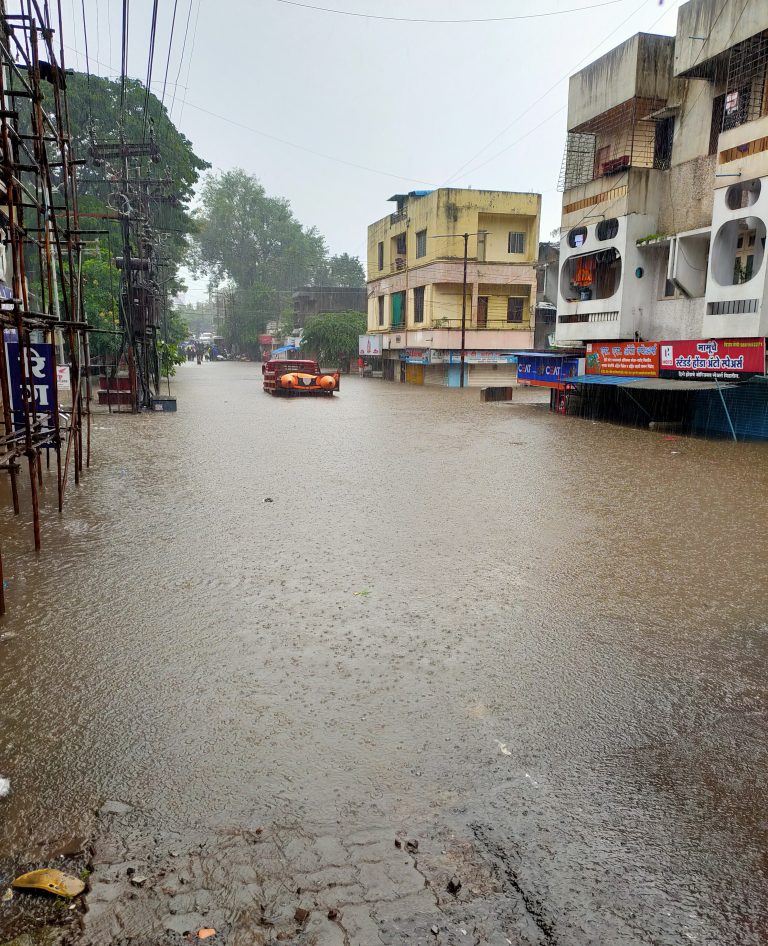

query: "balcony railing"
left=425, top=317, right=531, bottom=330
left=558, top=311, right=619, bottom=324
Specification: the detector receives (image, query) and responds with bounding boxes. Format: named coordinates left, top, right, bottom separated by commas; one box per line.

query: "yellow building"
left=365, top=188, right=541, bottom=386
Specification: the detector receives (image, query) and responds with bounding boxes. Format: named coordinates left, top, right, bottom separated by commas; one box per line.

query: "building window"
left=567, top=226, right=587, bottom=248
left=653, top=116, right=674, bottom=170
left=391, top=290, right=406, bottom=327
left=596, top=218, right=619, bottom=241
left=395, top=233, right=407, bottom=254
left=508, top=231, right=526, bottom=254
left=477, top=230, right=487, bottom=262
left=416, top=229, right=427, bottom=258
left=709, top=93, right=725, bottom=155
left=413, top=286, right=425, bottom=323
left=377, top=241, right=384, bottom=271
left=378, top=295, right=385, bottom=326
left=507, top=297, right=525, bottom=322
left=734, top=229, right=757, bottom=283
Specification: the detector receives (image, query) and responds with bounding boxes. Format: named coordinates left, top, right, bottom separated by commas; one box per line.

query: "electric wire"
left=119, top=0, right=129, bottom=125
left=176, top=0, right=202, bottom=127
left=169, top=0, right=195, bottom=122
left=79, top=0, right=93, bottom=127
left=142, top=0, right=160, bottom=142
left=444, top=0, right=664, bottom=185
left=159, top=0, right=180, bottom=110
left=273, top=0, right=629, bottom=24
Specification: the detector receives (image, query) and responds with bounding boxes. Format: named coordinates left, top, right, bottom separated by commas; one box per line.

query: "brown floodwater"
left=0, top=362, right=767, bottom=943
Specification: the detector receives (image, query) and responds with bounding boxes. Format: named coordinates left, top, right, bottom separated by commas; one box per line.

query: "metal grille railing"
left=558, top=97, right=668, bottom=192
left=721, top=29, right=768, bottom=132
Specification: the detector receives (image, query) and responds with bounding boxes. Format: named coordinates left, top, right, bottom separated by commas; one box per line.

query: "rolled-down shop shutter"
left=468, top=363, right=518, bottom=387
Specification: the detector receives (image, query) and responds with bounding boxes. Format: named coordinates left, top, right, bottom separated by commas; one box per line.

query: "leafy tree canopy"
left=326, top=252, right=365, bottom=288
left=60, top=74, right=208, bottom=344
left=191, top=170, right=365, bottom=353
left=301, top=310, right=367, bottom=369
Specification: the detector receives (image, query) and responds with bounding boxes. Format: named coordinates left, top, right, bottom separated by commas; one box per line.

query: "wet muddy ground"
left=0, top=362, right=767, bottom=944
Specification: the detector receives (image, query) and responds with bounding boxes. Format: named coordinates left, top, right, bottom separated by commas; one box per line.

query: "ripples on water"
left=0, top=362, right=766, bottom=943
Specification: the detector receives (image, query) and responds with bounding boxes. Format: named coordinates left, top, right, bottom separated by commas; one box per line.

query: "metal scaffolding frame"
left=0, top=0, right=93, bottom=613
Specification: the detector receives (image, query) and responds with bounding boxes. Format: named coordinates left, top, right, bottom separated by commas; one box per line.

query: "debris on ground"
left=12, top=868, right=85, bottom=898
left=0, top=631, right=17, bottom=643
left=197, top=930, right=216, bottom=941
left=405, top=839, right=419, bottom=854
left=0, top=777, right=9, bottom=798
left=263, top=497, right=274, bottom=503
left=98, top=800, right=133, bottom=816
left=294, top=907, right=311, bottom=924
left=1, top=887, right=13, bottom=902
left=352, top=590, right=370, bottom=596
left=447, top=876, right=462, bottom=895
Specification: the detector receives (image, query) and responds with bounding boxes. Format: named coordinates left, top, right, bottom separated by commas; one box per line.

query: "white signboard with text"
left=359, top=335, right=383, bottom=357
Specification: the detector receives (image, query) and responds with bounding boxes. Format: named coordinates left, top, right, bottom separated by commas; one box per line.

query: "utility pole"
left=432, top=231, right=482, bottom=389
left=460, top=232, right=468, bottom=389
left=90, top=138, right=166, bottom=411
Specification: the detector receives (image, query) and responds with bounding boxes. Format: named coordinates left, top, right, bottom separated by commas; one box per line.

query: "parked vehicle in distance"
left=262, top=358, right=340, bottom=396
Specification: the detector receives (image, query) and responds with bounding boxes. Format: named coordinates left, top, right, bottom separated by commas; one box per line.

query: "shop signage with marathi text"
left=659, top=338, right=765, bottom=380
left=5, top=341, right=56, bottom=435
left=399, top=348, right=431, bottom=364
left=586, top=341, right=659, bottom=377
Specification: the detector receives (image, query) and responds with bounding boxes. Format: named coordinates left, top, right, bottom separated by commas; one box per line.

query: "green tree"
left=301, top=311, right=367, bottom=370
left=80, top=245, right=121, bottom=357
left=326, top=253, right=365, bottom=288
left=192, top=169, right=327, bottom=292
left=66, top=73, right=209, bottom=278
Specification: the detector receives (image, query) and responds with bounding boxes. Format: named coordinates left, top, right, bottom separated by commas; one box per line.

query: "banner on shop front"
left=659, top=338, right=765, bottom=380
left=517, top=354, right=583, bottom=387
left=447, top=351, right=517, bottom=365
left=585, top=341, right=659, bottom=377
left=399, top=348, right=430, bottom=364
left=359, top=334, right=383, bottom=357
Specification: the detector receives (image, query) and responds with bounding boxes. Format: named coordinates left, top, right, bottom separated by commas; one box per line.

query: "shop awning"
left=568, top=375, right=737, bottom=391
left=568, top=374, right=640, bottom=386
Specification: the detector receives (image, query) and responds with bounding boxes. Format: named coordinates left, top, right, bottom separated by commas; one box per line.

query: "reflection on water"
left=0, top=362, right=766, bottom=943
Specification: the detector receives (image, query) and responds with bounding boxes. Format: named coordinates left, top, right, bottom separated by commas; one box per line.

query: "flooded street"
left=1, top=362, right=767, bottom=944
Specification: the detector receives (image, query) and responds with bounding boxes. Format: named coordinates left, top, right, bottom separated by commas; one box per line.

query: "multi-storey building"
left=365, top=188, right=540, bottom=386
left=556, top=0, right=768, bottom=348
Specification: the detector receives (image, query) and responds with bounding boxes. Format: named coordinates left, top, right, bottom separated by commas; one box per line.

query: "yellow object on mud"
left=12, top=868, right=85, bottom=898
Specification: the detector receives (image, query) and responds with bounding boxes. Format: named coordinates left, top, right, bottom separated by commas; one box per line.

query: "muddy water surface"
left=0, top=362, right=766, bottom=943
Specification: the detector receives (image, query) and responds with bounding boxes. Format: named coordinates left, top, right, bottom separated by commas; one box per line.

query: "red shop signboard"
left=585, top=341, right=660, bottom=377
left=659, top=338, right=766, bottom=380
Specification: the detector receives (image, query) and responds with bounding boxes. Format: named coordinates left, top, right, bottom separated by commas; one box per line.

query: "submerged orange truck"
left=262, top=358, right=340, bottom=396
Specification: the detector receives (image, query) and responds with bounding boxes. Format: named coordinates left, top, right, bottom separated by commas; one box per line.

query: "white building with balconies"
left=555, top=0, right=768, bottom=351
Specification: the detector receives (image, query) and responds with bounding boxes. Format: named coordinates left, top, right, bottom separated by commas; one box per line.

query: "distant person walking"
left=357, top=357, right=365, bottom=378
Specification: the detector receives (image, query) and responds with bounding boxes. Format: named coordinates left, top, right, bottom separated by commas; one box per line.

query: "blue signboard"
left=6, top=341, right=56, bottom=435
left=517, top=354, right=581, bottom=387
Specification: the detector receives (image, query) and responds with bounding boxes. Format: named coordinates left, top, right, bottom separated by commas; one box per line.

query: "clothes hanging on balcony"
left=573, top=256, right=595, bottom=288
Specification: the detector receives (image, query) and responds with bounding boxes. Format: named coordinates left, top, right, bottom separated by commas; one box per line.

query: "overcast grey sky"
left=52, top=0, right=682, bottom=295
